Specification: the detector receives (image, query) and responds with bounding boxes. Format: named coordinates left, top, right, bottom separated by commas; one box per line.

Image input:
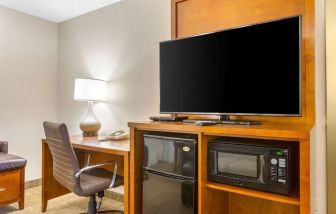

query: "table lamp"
left=74, top=78, right=106, bottom=137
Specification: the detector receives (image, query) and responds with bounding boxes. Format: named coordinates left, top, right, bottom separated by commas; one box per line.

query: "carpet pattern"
left=0, top=186, right=123, bottom=214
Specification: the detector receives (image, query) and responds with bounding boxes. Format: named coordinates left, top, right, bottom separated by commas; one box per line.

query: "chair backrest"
left=43, top=121, right=79, bottom=192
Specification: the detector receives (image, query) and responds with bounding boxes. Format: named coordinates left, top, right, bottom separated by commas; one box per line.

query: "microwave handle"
left=259, top=155, right=265, bottom=183
left=208, top=149, right=216, bottom=174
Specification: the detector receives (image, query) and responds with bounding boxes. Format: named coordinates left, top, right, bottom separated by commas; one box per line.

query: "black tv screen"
left=160, top=16, right=301, bottom=116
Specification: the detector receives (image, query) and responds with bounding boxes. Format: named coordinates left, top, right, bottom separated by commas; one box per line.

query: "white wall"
left=58, top=0, right=170, bottom=135
left=0, top=6, right=58, bottom=181
left=312, top=0, right=327, bottom=213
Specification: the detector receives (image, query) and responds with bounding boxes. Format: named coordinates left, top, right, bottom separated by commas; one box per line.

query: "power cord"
left=97, top=192, right=104, bottom=211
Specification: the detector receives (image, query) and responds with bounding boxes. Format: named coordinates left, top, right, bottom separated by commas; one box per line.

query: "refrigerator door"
left=143, top=171, right=196, bottom=214
left=143, top=135, right=197, bottom=179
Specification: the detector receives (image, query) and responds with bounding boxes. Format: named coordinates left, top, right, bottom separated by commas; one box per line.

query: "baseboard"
left=105, top=189, right=124, bottom=202
left=25, top=178, right=124, bottom=202
left=25, top=178, right=42, bottom=189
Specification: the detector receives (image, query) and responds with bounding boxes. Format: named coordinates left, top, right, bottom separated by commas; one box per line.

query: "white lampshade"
left=74, top=78, right=106, bottom=101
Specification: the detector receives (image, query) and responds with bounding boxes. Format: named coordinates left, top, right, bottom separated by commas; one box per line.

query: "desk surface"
left=70, top=135, right=130, bottom=156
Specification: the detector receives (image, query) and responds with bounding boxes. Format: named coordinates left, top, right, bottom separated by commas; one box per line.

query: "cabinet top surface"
left=128, top=121, right=310, bottom=140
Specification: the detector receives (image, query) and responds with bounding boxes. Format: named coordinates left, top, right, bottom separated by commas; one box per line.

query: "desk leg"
left=124, top=154, right=129, bottom=214
left=130, top=128, right=143, bottom=214
left=41, top=140, right=70, bottom=212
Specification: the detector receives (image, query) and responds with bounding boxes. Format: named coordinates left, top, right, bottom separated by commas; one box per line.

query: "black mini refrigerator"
left=142, top=133, right=197, bottom=214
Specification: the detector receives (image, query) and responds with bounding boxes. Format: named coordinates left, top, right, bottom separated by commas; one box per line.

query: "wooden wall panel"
left=203, top=188, right=229, bottom=214
left=174, top=0, right=304, bottom=38
left=171, top=0, right=315, bottom=127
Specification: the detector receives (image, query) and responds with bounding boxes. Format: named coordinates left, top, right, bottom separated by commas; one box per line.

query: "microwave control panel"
left=269, top=149, right=289, bottom=192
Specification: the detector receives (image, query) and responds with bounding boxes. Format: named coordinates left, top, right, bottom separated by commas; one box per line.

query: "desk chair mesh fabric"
left=43, top=121, right=123, bottom=214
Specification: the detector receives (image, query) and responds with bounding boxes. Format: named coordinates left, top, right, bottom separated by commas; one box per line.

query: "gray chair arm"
left=75, top=161, right=118, bottom=188
left=0, top=141, right=8, bottom=153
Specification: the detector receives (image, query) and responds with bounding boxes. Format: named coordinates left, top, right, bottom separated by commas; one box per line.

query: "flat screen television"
left=160, top=16, right=301, bottom=117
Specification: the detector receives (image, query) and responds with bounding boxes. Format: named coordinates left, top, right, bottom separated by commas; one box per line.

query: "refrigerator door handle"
left=144, top=135, right=197, bottom=144
left=144, top=169, right=196, bottom=182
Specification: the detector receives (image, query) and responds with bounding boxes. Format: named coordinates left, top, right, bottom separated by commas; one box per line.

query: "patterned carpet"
left=0, top=186, right=123, bottom=214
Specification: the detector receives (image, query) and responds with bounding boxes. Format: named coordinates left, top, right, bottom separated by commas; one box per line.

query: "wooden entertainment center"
left=129, top=122, right=310, bottom=214
left=129, top=0, right=315, bottom=213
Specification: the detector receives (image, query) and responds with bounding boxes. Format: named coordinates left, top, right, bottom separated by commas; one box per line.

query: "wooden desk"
left=41, top=136, right=130, bottom=213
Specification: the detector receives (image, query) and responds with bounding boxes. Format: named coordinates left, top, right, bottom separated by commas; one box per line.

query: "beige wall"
left=57, top=0, right=170, bottom=134
left=0, top=6, right=58, bottom=180
left=327, top=0, right=336, bottom=212
left=312, top=0, right=327, bottom=213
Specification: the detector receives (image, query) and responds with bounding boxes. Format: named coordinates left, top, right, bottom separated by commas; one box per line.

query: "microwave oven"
left=208, top=137, right=296, bottom=195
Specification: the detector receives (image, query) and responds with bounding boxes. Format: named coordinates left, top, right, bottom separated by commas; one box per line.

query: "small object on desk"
left=195, top=121, right=218, bottom=126
left=150, top=116, right=188, bottom=122
left=99, top=130, right=130, bottom=141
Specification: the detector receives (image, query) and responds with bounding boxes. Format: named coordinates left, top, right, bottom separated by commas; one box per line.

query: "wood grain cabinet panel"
left=174, top=0, right=304, bottom=38
left=0, top=170, right=21, bottom=204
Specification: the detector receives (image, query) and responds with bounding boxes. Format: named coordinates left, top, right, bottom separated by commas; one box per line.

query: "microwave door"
left=209, top=148, right=269, bottom=191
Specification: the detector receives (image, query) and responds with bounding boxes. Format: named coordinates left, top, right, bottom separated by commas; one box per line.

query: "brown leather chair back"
left=43, top=121, right=79, bottom=192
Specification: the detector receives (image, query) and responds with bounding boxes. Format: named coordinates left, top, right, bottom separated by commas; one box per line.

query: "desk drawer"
left=0, top=170, right=20, bottom=203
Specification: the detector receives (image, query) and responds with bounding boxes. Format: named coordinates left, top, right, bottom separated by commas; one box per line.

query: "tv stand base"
left=150, top=116, right=188, bottom=122
left=183, top=119, right=261, bottom=125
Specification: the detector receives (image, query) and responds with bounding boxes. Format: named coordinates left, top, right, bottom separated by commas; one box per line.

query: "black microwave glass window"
left=217, top=152, right=258, bottom=178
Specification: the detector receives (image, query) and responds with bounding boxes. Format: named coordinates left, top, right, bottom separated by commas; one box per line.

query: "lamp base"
left=80, top=101, right=101, bottom=138
left=82, top=131, right=98, bottom=137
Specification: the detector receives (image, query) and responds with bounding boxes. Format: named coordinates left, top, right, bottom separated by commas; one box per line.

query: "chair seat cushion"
left=78, top=168, right=123, bottom=197
left=0, top=152, right=27, bottom=172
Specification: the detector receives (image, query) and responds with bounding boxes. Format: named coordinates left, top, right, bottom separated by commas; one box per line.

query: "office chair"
left=43, top=121, right=123, bottom=214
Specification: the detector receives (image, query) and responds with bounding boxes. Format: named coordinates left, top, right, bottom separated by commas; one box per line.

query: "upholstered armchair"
left=0, top=141, right=27, bottom=209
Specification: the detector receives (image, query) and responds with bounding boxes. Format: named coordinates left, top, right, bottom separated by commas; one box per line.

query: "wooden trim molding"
left=304, top=0, right=316, bottom=129
left=171, top=0, right=189, bottom=38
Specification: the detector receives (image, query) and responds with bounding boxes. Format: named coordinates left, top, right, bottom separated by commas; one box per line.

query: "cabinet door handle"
left=0, top=188, right=6, bottom=192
